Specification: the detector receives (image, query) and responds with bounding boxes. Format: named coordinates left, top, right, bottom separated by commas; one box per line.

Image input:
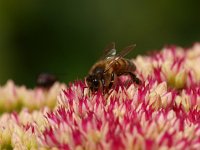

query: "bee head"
left=86, top=74, right=101, bottom=92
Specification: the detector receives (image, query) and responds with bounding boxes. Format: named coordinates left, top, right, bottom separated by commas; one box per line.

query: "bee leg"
left=128, top=73, right=141, bottom=85
left=103, top=86, right=109, bottom=95
left=109, top=73, right=115, bottom=88
left=102, top=73, right=115, bottom=95
left=119, top=72, right=141, bottom=85
left=101, top=79, right=109, bottom=95
left=101, top=79, right=106, bottom=94
left=107, top=72, right=117, bottom=92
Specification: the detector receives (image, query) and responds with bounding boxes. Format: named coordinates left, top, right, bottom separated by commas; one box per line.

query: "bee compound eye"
left=93, top=78, right=99, bottom=87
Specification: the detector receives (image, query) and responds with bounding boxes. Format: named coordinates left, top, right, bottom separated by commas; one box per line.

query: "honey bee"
left=86, top=42, right=141, bottom=93
left=36, top=73, right=57, bottom=88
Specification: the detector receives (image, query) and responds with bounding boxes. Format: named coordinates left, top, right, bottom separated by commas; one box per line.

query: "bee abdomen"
left=113, top=58, right=136, bottom=74
left=118, top=58, right=136, bottom=72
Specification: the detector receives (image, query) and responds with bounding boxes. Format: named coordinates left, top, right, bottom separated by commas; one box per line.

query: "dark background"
left=0, top=1, right=200, bottom=87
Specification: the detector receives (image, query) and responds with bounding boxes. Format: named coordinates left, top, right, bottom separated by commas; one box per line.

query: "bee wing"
left=100, top=42, right=116, bottom=60
left=104, top=44, right=136, bottom=73
left=116, top=44, right=136, bottom=58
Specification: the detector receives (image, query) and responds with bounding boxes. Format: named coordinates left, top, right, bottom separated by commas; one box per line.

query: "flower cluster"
left=135, top=44, right=200, bottom=89
left=1, top=43, right=200, bottom=149
left=0, top=80, right=66, bottom=113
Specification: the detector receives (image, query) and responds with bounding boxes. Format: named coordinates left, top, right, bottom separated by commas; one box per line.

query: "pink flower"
left=0, top=80, right=66, bottom=112
left=40, top=78, right=200, bottom=149
left=1, top=43, right=200, bottom=149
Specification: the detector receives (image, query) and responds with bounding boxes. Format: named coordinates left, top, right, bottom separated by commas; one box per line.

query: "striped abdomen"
left=107, top=58, right=136, bottom=75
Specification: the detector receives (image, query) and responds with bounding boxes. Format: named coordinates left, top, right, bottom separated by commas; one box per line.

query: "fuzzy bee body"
left=86, top=43, right=141, bottom=93
left=89, top=58, right=136, bottom=78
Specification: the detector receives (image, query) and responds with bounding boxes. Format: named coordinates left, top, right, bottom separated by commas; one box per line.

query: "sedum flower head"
left=1, top=43, right=200, bottom=149
left=0, top=81, right=66, bottom=113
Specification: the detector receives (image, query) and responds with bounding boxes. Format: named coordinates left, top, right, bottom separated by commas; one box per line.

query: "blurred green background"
left=0, top=1, right=200, bottom=87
